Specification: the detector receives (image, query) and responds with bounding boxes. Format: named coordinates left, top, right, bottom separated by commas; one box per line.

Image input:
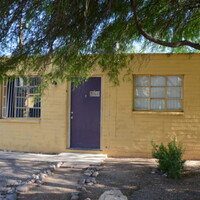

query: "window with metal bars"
left=2, top=77, right=41, bottom=118
left=134, top=75, right=183, bottom=111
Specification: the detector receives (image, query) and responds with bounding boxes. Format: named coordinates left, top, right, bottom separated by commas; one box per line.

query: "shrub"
left=151, top=139, right=185, bottom=179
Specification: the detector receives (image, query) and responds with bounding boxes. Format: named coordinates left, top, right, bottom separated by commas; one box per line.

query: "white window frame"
left=2, top=77, right=41, bottom=119
left=133, top=75, right=183, bottom=111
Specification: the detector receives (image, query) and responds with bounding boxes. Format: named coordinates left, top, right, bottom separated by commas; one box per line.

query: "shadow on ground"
left=0, top=160, right=49, bottom=188
left=18, top=164, right=85, bottom=200
left=80, top=158, right=200, bottom=200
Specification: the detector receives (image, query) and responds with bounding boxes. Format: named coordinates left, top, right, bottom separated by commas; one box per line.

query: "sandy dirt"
left=80, top=158, right=200, bottom=200
left=18, top=163, right=86, bottom=200
left=0, top=159, right=49, bottom=188
left=2, top=158, right=200, bottom=200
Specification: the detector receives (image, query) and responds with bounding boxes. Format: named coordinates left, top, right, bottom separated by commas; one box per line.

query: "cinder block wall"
left=0, top=84, right=68, bottom=153
left=0, top=54, right=200, bottom=159
left=102, top=54, right=200, bottom=159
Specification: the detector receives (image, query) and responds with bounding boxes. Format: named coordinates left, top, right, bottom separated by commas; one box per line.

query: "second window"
left=134, top=75, right=183, bottom=111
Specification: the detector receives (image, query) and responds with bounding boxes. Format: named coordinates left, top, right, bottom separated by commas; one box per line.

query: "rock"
left=16, top=185, right=30, bottom=193
left=49, top=165, right=56, bottom=171
left=7, top=189, right=15, bottom=194
left=91, top=178, right=96, bottom=184
left=85, top=177, right=96, bottom=184
left=40, top=173, right=47, bottom=179
left=46, top=169, right=52, bottom=176
left=71, top=192, right=80, bottom=197
left=27, top=179, right=35, bottom=184
left=87, top=182, right=94, bottom=186
left=81, top=187, right=87, bottom=192
left=87, top=167, right=99, bottom=171
left=99, top=190, right=128, bottom=200
left=56, top=162, right=63, bottom=168
left=1, top=190, right=8, bottom=195
left=162, top=173, right=167, bottom=177
left=77, top=186, right=82, bottom=190
left=5, top=193, right=17, bottom=200
left=77, top=186, right=87, bottom=191
left=90, top=163, right=102, bottom=166
left=71, top=195, right=79, bottom=200
left=78, top=178, right=86, bottom=184
left=85, top=178, right=90, bottom=183
left=92, top=171, right=99, bottom=177
left=84, top=171, right=92, bottom=176
left=35, top=179, right=43, bottom=184
left=85, top=198, right=91, bottom=200
left=81, top=187, right=87, bottom=191
left=33, top=174, right=40, bottom=180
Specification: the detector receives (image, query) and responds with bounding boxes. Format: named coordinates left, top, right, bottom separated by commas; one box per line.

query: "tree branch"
left=130, top=0, right=200, bottom=50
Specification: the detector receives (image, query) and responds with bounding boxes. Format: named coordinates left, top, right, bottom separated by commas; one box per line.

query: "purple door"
left=70, top=77, right=101, bottom=149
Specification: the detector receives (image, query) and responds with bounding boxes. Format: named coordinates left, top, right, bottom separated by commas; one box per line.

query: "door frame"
left=67, top=76, right=103, bottom=150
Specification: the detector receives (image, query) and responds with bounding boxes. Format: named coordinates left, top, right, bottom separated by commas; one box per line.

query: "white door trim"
left=67, top=76, right=102, bottom=150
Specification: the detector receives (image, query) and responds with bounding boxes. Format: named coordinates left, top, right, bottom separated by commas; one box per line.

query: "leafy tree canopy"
left=0, top=0, right=199, bottom=88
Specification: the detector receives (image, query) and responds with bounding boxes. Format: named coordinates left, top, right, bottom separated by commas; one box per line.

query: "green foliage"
left=0, top=0, right=199, bottom=88
left=152, top=139, right=185, bottom=179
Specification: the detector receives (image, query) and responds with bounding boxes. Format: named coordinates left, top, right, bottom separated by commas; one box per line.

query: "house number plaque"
left=90, top=91, right=100, bottom=97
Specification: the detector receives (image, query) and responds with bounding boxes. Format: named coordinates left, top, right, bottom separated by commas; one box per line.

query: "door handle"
left=71, top=111, right=73, bottom=119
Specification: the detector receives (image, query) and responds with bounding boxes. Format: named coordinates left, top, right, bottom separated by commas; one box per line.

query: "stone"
left=98, top=190, right=128, bottom=200
left=85, top=177, right=96, bottom=184
left=40, top=173, right=47, bottom=179
left=87, top=182, right=94, bottom=186
left=91, top=178, right=96, bottom=184
left=7, top=189, right=15, bottom=194
left=16, top=185, right=30, bottom=193
left=92, top=171, right=99, bottom=177
left=33, top=174, right=40, bottom=180
left=71, top=192, right=80, bottom=197
left=56, top=162, right=63, bottom=168
left=5, top=193, right=17, bottom=200
left=77, top=186, right=87, bottom=191
left=87, top=167, right=99, bottom=171
left=1, top=190, right=8, bottom=195
left=46, top=169, right=52, bottom=175
left=71, top=195, right=79, bottom=200
left=27, top=179, right=35, bottom=184
left=85, top=178, right=90, bottom=183
left=77, top=186, right=82, bottom=190
left=90, top=163, right=102, bottom=166
left=85, top=198, right=91, bottom=200
left=79, top=178, right=86, bottom=184
left=81, top=187, right=87, bottom=192
left=35, top=179, right=43, bottom=184
left=84, top=171, right=92, bottom=176
left=162, top=173, right=167, bottom=177
left=49, top=165, right=56, bottom=171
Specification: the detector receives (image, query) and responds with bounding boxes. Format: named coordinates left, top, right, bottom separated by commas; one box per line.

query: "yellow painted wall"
left=102, top=54, right=200, bottom=159
left=0, top=54, right=200, bottom=159
left=0, top=84, right=68, bottom=153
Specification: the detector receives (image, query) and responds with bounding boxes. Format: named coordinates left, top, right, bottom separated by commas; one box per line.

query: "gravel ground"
left=80, top=158, right=200, bottom=200
left=1, top=157, right=200, bottom=200
left=18, top=163, right=85, bottom=200
left=0, top=159, right=49, bottom=188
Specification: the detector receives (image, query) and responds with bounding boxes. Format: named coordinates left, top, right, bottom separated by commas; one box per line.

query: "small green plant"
left=151, top=139, right=185, bottom=179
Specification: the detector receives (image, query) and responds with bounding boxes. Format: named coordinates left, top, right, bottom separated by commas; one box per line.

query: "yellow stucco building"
left=0, top=54, right=200, bottom=159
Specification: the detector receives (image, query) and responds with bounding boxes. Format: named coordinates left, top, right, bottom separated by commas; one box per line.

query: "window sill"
left=0, top=118, right=41, bottom=124
left=132, top=111, right=184, bottom=116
